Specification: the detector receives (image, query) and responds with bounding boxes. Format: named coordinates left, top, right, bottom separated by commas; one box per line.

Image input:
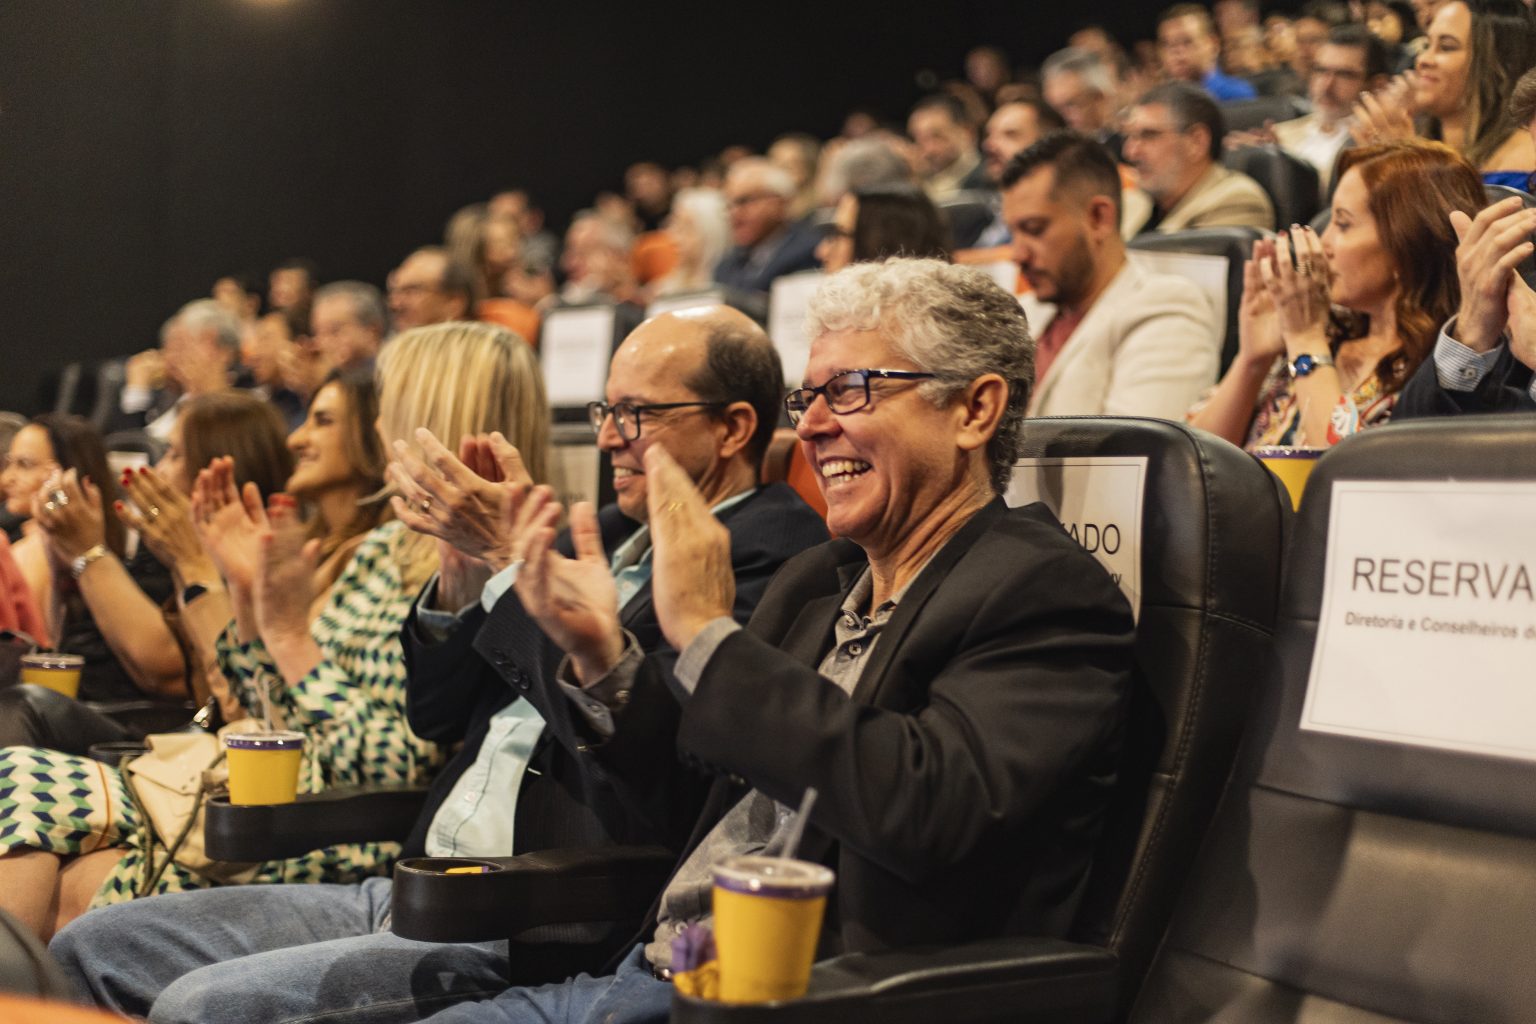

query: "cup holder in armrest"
left=204, top=786, right=429, bottom=862
left=391, top=845, right=675, bottom=944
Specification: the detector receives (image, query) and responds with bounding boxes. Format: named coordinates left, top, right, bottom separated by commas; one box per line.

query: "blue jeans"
left=49, top=877, right=510, bottom=1024
left=414, top=945, right=672, bottom=1024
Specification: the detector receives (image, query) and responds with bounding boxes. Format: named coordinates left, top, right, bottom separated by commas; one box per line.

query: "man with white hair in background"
left=1042, top=47, right=1128, bottom=154
left=310, top=280, right=389, bottom=374
left=558, top=210, right=639, bottom=306
left=713, top=157, right=821, bottom=293
left=115, top=299, right=242, bottom=439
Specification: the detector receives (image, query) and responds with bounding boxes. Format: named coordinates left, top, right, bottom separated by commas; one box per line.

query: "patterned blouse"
left=1242, top=354, right=1398, bottom=450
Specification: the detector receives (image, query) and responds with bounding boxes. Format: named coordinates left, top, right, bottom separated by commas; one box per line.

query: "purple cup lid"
left=223, top=730, right=304, bottom=751
left=712, top=855, right=834, bottom=898
left=1252, top=446, right=1326, bottom=460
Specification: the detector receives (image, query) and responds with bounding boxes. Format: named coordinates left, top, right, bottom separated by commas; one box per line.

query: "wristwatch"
left=1288, top=352, right=1336, bottom=379
left=70, top=544, right=110, bottom=579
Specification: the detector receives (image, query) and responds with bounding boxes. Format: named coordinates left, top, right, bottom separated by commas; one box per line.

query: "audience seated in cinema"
left=1122, top=83, right=1276, bottom=236
left=965, top=44, right=1014, bottom=105
left=0, top=414, right=176, bottom=717
left=558, top=210, right=639, bottom=306
left=768, top=133, right=823, bottom=222
left=387, top=247, right=474, bottom=331
left=272, top=256, right=1131, bottom=1024
left=907, top=93, right=992, bottom=200
left=1004, top=132, right=1221, bottom=417
left=983, top=99, right=1067, bottom=186
left=1233, top=24, right=1390, bottom=189
left=624, top=162, right=674, bottom=234
left=267, top=258, right=318, bottom=318
left=816, top=134, right=918, bottom=208
left=1397, top=190, right=1536, bottom=415
left=0, top=395, right=297, bottom=753
left=816, top=185, right=952, bottom=274
left=1158, top=3, right=1258, bottom=100
left=238, top=307, right=307, bottom=430
left=649, top=188, right=731, bottom=298
left=0, top=323, right=549, bottom=945
left=210, top=272, right=263, bottom=328
left=489, top=189, right=559, bottom=273
left=309, top=281, right=388, bottom=375
left=1355, top=0, right=1536, bottom=182
left=444, top=204, right=525, bottom=310
left=1189, top=140, right=1485, bottom=449
left=115, top=300, right=242, bottom=440
left=1043, top=47, right=1127, bottom=153
left=49, top=308, right=829, bottom=1024
left=713, top=158, right=821, bottom=293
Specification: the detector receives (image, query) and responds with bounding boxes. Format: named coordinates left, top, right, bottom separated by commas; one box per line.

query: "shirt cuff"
left=555, top=632, right=643, bottom=738
left=480, top=561, right=521, bottom=613
left=412, top=575, right=476, bottom=644
left=673, top=617, right=741, bottom=695
left=1435, top=318, right=1504, bottom=392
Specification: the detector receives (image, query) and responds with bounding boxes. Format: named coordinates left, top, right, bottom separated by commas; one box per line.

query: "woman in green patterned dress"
left=0, top=322, right=550, bottom=939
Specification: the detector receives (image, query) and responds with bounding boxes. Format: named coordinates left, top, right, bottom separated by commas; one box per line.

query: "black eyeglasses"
left=586, top=400, right=727, bottom=441
left=784, top=369, right=938, bottom=425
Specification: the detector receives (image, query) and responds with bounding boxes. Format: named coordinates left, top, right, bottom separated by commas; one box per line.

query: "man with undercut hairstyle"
left=1003, top=131, right=1220, bottom=418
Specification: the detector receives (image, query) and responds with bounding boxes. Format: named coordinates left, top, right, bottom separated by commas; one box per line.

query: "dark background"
left=0, top=0, right=1169, bottom=415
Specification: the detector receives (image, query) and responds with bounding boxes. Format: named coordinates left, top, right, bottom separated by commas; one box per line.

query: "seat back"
left=1128, top=227, right=1265, bottom=372
left=1219, top=95, right=1310, bottom=133
left=1224, top=146, right=1321, bottom=230
left=1132, top=416, right=1536, bottom=1024
left=938, top=190, right=997, bottom=249
left=760, top=428, right=828, bottom=523
left=1012, top=417, right=1287, bottom=1015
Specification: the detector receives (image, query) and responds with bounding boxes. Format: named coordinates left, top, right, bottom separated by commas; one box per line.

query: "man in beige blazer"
left=1002, top=132, right=1221, bottom=419
left=1121, top=82, right=1274, bottom=238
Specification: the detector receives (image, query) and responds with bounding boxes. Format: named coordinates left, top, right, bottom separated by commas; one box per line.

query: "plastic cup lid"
left=712, top=855, right=835, bottom=898
left=223, top=731, right=305, bottom=751
left=21, top=652, right=84, bottom=668
left=1252, top=446, right=1326, bottom=460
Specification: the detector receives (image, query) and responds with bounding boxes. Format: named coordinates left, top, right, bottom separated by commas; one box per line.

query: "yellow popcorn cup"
left=223, top=731, right=304, bottom=805
left=20, top=652, right=85, bottom=699
left=711, top=855, right=835, bottom=1004
left=1254, top=445, right=1325, bottom=511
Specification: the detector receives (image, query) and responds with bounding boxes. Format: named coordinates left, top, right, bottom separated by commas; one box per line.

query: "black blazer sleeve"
left=1396, top=344, right=1536, bottom=419
left=401, top=598, right=495, bottom=745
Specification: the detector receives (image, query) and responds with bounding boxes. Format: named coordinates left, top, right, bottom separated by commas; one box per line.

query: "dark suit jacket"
left=623, top=499, right=1133, bottom=959
left=712, top=221, right=822, bottom=294
left=455, top=484, right=829, bottom=858
left=1396, top=343, right=1536, bottom=418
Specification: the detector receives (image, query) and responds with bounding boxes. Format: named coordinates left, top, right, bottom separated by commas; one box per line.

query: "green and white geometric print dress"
left=0, top=520, right=442, bottom=906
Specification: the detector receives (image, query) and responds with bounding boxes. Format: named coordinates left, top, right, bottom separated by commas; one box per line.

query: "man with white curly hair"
left=386, top=257, right=1135, bottom=1024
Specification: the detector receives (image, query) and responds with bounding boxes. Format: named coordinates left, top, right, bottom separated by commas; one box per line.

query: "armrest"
left=391, top=845, right=675, bottom=943
left=83, top=698, right=197, bottom=736
left=671, top=937, right=1118, bottom=1024
left=204, top=786, right=429, bottom=861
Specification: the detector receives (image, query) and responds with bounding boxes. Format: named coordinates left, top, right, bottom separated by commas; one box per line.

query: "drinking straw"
left=779, top=787, right=818, bottom=862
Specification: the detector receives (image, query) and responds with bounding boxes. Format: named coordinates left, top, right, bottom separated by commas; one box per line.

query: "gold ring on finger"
left=419, top=497, right=432, bottom=513
left=148, top=506, right=161, bottom=519
left=664, top=501, right=685, bottom=513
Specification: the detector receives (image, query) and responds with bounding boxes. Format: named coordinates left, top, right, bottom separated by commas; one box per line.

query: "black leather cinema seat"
left=670, top=417, right=1288, bottom=1023
left=1223, top=146, right=1321, bottom=231
left=1131, top=415, right=1536, bottom=1024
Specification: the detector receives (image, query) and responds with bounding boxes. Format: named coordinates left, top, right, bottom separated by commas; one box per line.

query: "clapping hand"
left=511, top=487, right=624, bottom=685
left=32, top=469, right=108, bottom=567
left=1259, top=225, right=1333, bottom=352
left=254, top=495, right=319, bottom=647
left=1351, top=73, right=1417, bottom=147
left=389, top=429, right=533, bottom=572
left=116, top=466, right=207, bottom=574
left=1448, top=197, right=1536, bottom=353
left=644, top=445, right=734, bottom=653
left=190, top=457, right=266, bottom=597
left=1236, top=237, right=1285, bottom=368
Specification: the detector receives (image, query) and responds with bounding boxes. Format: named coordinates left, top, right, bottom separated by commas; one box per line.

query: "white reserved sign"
left=768, top=270, right=826, bottom=387
left=541, top=306, right=615, bottom=407
left=1302, top=480, right=1536, bottom=761
left=1005, top=456, right=1146, bottom=618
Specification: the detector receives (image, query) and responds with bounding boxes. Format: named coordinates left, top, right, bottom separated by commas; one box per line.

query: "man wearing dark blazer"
left=713, top=158, right=821, bottom=294
left=424, top=259, right=1134, bottom=1024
